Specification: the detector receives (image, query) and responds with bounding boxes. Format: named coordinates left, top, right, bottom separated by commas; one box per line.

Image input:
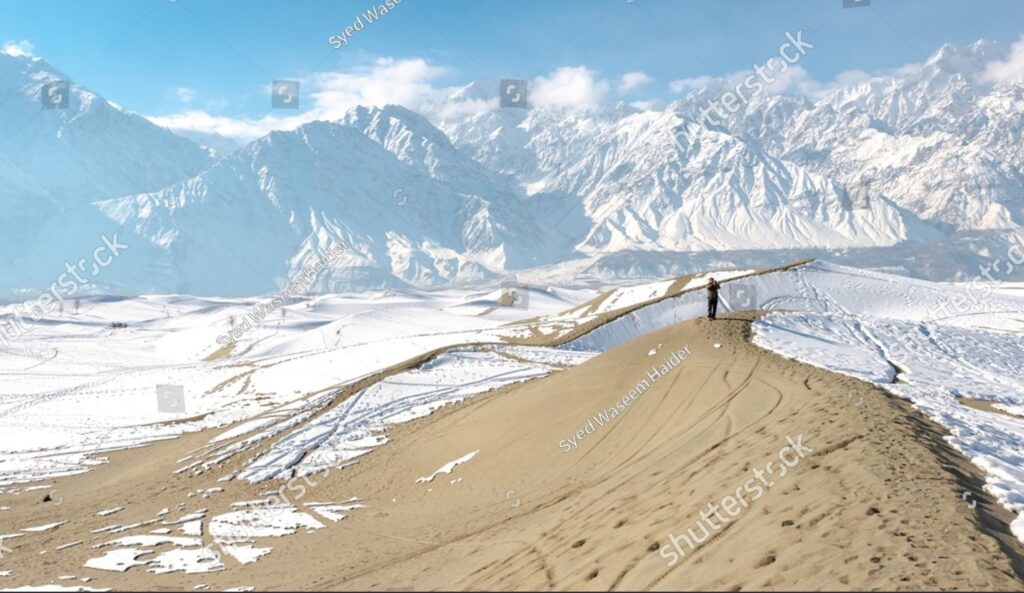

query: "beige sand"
left=2, top=313, right=1023, bottom=590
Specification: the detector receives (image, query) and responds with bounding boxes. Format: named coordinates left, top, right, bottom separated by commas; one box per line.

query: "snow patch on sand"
left=22, top=521, right=66, bottom=532
left=305, top=501, right=366, bottom=523
left=417, top=451, right=479, bottom=483
left=86, top=535, right=224, bottom=574
left=209, top=505, right=324, bottom=540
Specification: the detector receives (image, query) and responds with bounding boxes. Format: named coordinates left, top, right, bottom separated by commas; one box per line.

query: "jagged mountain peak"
left=923, top=38, right=1005, bottom=76
left=0, top=49, right=214, bottom=286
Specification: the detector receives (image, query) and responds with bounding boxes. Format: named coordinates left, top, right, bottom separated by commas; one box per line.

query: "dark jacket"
left=706, top=280, right=720, bottom=300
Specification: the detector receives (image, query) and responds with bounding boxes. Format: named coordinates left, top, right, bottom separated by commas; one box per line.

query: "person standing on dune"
left=706, top=277, right=720, bottom=320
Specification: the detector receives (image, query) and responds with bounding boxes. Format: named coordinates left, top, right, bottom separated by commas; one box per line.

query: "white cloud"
left=762, top=64, right=821, bottom=95
left=147, top=57, right=450, bottom=143
left=306, top=57, right=450, bottom=119
left=629, top=99, right=662, bottom=111
left=671, top=63, right=875, bottom=101
left=431, top=97, right=497, bottom=119
left=2, top=40, right=34, bottom=58
left=149, top=60, right=621, bottom=144
left=204, top=98, right=230, bottom=111
left=531, top=66, right=610, bottom=109
left=147, top=110, right=277, bottom=144
left=892, top=61, right=926, bottom=79
left=176, top=87, right=196, bottom=105
left=981, top=35, right=1024, bottom=84
left=617, top=71, right=654, bottom=93
left=669, top=75, right=717, bottom=94
left=832, top=68, right=872, bottom=87
left=148, top=62, right=627, bottom=142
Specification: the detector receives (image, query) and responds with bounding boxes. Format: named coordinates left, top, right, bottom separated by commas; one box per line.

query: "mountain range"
left=1, top=39, right=1023, bottom=296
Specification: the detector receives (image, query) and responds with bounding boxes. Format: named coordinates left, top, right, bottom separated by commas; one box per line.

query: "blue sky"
left=3, top=0, right=1023, bottom=139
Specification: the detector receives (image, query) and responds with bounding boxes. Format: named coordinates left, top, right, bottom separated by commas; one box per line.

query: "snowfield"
left=0, top=285, right=598, bottom=486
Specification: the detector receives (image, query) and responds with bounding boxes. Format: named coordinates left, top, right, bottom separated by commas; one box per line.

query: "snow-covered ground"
left=0, top=285, right=599, bottom=486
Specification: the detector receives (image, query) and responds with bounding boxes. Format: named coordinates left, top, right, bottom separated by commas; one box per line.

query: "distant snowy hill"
left=3, top=39, right=1024, bottom=296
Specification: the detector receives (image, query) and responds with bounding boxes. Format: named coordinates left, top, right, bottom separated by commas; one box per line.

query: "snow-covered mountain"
left=668, top=40, right=1024, bottom=233
left=97, top=106, right=565, bottom=293
left=0, top=51, right=213, bottom=292
left=0, top=53, right=212, bottom=202
left=529, top=111, right=927, bottom=253
left=4, top=38, right=1024, bottom=296
left=435, top=82, right=933, bottom=256
left=434, top=40, right=1024, bottom=283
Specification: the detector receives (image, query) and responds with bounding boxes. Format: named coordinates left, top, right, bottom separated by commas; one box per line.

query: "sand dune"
left=3, top=311, right=1023, bottom=590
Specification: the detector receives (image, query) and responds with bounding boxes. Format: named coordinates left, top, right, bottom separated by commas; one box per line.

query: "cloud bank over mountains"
left=143, top=34, right=1024, bottom=144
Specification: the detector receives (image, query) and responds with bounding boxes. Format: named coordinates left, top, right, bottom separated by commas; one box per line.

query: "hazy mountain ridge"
left=0, top=51, right=214, bottom=292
